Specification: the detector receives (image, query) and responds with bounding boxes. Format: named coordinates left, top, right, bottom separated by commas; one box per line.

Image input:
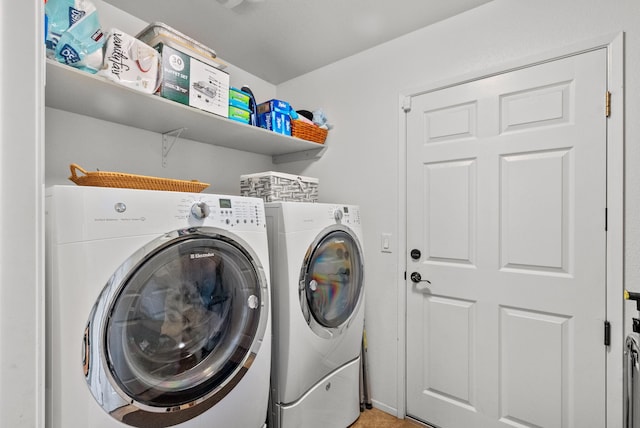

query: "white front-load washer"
left=265, top=202, right=365, bottom=428
left=45, top=185, right=271, bottom=428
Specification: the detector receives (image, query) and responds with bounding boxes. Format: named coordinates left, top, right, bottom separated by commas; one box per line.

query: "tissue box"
left=258, top=111, right=291, bottom=135
left=240, top=171, right=318, bottom=202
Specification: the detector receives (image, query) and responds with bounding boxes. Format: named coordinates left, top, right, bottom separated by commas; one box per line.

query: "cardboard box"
left=229, top=87, right=251, bottom=109
left=240, top=171, right=318, bottom=202
left=257, top=99, right=290, bottom=115
left=229, top=105, right=251, bottom=124
left=156, top=43, right=229, bottom=117
left=258, top=111, right=291, bottom=135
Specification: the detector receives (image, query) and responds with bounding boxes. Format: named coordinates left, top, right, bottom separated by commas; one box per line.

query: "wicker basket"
left=68, top=163, right=210, bottom=193
left=291, top=120, right=328, bottom=144
left=240, top=171, right=318, bottom=202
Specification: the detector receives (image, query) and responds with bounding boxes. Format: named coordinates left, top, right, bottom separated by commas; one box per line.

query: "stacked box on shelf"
left=229, top=87, right=251, bottom=108
left=240, top=171, right=318, bottom=202
left=257, top=99, right=291, bottom=136
left=137, top=22, right=229, bottom=118
left=229, top=87, right=252, bottom=124
left=228, top=105, right=251, bottom=124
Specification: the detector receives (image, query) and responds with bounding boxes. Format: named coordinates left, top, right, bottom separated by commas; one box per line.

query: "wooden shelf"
left=44, top=60, right=326, bottom=163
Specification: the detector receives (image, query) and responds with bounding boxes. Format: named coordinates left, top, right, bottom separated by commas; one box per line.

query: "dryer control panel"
left=329, top=205, right=361, bottom=226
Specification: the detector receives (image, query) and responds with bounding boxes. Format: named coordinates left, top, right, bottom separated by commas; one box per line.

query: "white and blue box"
left=258, top=111, right=291, bottom=135
left=257, top=99, right=290, bottom=115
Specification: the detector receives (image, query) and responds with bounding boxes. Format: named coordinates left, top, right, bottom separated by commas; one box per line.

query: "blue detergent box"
left=257, top=99, right=290, bottom=115
left=258, top=111, right=291, bottom=135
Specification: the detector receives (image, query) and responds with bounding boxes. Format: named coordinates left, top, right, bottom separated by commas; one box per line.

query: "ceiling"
left=105, top=0, right=492, bottom=84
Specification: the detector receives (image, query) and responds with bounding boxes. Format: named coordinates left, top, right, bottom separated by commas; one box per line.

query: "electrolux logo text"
left=190, top=252, right=216, bottom=259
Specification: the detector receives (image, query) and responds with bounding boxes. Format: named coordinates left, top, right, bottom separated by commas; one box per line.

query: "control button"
left=114, top=202, right=126, bottom=213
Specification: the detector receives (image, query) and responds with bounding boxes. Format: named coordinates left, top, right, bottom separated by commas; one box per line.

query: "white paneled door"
left=406, top=49, right=607, bottom=428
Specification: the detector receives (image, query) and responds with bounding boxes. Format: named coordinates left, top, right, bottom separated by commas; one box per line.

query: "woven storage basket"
left=291, top=120, right=328, bottom=144
left=68, top=163, right=209, bottom=192
left=240, top=171, right=318, bottom=202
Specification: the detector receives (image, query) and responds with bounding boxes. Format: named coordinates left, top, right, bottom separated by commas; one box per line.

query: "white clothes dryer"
left=265, top=202, right=365, bottom=428
left=46, top=185, right=271, bottom=428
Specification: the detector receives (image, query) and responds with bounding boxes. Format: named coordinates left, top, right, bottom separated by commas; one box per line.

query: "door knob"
left=410, top=272, right=431, bottom=284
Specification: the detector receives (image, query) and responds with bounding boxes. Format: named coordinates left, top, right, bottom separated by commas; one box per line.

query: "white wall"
left=0, top=1, right=45, bottom=427
left=45, top=108, right=274, bottom=195
left=276, top=0, right=640, bottom=417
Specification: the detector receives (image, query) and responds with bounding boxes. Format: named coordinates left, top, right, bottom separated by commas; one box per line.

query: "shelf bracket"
left=162, top=128, right=187, bottom=167
left=272, top=145, right=327, bottom=164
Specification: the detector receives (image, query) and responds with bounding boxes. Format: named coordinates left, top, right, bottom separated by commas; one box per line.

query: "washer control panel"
left=178, top=195, right=265, bottom=228
left=52, top=187, right=268, bottom=243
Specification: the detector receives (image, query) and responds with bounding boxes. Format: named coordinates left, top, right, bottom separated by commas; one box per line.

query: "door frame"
left=396, top=33, right=624, bottom=427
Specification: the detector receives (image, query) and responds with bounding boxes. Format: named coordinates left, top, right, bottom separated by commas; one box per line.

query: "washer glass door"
left=300, top=228, right=364, bottom=336
left=85, top=228, right=267, bottom=425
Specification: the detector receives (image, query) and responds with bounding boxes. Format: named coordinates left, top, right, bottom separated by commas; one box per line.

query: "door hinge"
left=402, top=96, right=412, bottom=113
left=605, top=207, right=608, bottom=231
left=604, top=320, right=611, bottom=346
left=605, top=91, right=611, bottom=117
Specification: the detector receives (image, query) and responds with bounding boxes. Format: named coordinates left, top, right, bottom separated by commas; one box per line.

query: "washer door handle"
left=82, top=324, right=90, bottom=377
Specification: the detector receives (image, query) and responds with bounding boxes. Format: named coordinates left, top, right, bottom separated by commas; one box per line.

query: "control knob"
left=334, top=209, right=344, bottom=222
left=191, top=202, right=210, bottom=220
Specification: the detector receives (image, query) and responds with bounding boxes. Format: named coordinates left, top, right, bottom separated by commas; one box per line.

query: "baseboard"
left=370, top=399, right=399, bottom=418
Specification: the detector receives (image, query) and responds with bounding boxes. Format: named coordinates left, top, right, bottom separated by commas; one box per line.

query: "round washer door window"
left=104, top=233, right=263, bottom=408
left=300, top=228, right=364, bottom=334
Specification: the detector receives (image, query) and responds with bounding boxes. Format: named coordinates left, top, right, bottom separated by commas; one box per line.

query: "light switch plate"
left=381, top=233, right=392, bottom=253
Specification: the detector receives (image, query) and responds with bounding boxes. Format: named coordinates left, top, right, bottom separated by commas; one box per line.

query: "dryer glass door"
left=301, top=229, right=364, bottom=332
left=104, top=234, right=264, bottom=408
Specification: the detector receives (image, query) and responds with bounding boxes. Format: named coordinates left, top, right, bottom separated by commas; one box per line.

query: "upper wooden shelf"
left=44, top=60, right=326, bottom=163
